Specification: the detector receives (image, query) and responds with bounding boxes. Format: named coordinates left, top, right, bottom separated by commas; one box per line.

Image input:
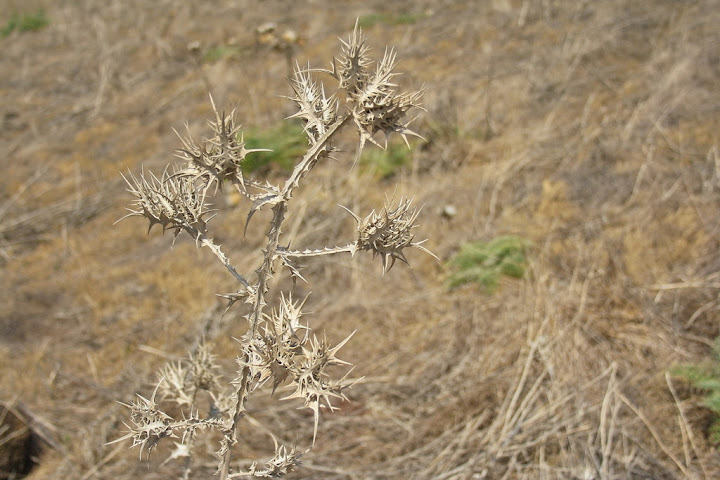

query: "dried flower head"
left=282, top=330, right=356, bottom=444
left=239, top=295, right=309, bottom=396
left=233, top=294, right=357, bottom=444
left=175, top=95, right=270, bottom=193
left=344, top=197, right=436, bottom=273
left=332, top=20, right=372, bottom=95
left=286, top=64, right=339, bottom=146
left=109, top=384, right=175, bottom=458
left=190, top=340, right=221, bottom=392
left=118, top=168, right=211, bottom=238
left=235, top=439, right=305, bottom=478
left=330, top=21, right=424, bottom=151
left=158, top=361, right=192, bottom=407
left=158, top=340, right=222, bottom=408
left=350, top=48, right=425, bottom=150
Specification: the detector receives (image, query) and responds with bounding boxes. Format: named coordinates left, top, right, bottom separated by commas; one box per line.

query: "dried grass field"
left=1, top=1, right=720, bottom=478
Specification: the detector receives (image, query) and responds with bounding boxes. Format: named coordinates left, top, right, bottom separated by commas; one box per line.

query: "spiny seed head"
left=242, top=441, right=305, bottom=477
left=349, top=48, right=425, bottom=150
left=189, top=340, right=221, bottom=392
left=110, top=384, right=176, bottom=458
left=287, top=64, right=339, bottom=145
left=329, top=21, right=424, bottom=150
left=238, top=294, right=309, bottom=395
left=174, top=95, right=270, bottom=193
left=346, top=197, right=435, bottom=273
left=353, top=86, right=425, bottom=150
left=158, top=361, right=192, bottom=407
left=282, top=330, right=356, bottom=444
left=158, top=342, right=221, bottom=407
left=118, top=168, right=211, bottom=237
left=269, top=293, right=308, bottom=338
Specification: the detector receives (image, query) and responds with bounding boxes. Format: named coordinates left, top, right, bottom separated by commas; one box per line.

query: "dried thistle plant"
left=112, top=21, right=432, bottom=479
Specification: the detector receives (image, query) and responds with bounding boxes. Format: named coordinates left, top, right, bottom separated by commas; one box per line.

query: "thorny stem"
left=251, top=114, right=352, bottom=335
left=181, top=222, right=253, bottom=291
left=219, top=114, right=351, bottom=480
left=278, top=244, right=356, bottom=258
left=281, top=115, right=352, bottom=201
left=199, top=238, right=252, bottom=290
left=219, top=364, right=252, bottom=480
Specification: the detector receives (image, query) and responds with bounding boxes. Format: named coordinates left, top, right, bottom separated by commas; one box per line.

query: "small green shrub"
left=359, top=141, right=413, bottom=179
left=672, top=338, right=720, bottom=445
left=203, top=45, right=244, bottom=62
left=447, top=236, right=528, bottom=291
left=2, top=10, right=49, bottom=37
left=358, top=13, right=424, bottom=28
left=242, top=122, right=306, bottom=175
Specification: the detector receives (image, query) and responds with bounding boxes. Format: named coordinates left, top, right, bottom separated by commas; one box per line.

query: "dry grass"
left=2, top=0, right=720, bottom=478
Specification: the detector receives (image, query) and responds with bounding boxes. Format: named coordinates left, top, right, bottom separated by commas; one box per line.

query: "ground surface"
left=1, top=1, right=720, bottom=478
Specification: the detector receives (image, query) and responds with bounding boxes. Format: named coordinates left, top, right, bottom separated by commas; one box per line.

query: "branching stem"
left=181, top=222, right=253, bottom=291
left=116, top=23, right=428, bottom=479
left=220, top=113, right=351, bottom=480
left=219, top=361, right=251, bottom=480
left=251, top=114, right=352, bottom=333
left=278, top=244, right=356, bottom=258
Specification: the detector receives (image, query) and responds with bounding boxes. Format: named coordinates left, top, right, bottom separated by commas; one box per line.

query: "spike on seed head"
left=332, top=19, right=372, bottom=95
left=286, top=63, right=339, bottom=145
left=108, top=380, right=176, bottom=458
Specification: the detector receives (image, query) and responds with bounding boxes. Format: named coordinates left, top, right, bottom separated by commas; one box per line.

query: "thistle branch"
left=115, top=21, right=431, bottom=480
left=277, top=244, right=357, bottom=259
left=181, top=221, right=254, bottom=292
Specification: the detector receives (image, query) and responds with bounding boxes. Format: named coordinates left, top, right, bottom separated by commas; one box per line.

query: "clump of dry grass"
left=112, top=21, right=432, bottom=479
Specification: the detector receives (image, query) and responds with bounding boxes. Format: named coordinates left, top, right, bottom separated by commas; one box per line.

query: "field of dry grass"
left=2, top=0, right=720, bottom=478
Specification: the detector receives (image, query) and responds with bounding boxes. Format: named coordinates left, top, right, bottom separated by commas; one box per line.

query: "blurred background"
left=1, top=1, right=719, bottom=478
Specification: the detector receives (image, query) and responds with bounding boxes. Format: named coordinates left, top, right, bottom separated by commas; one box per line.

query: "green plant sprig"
left=672, top=337, right=720, bottom=446
left=2, top=10, right=49, bottom=37
left=447, top=236, right=529, bottom=291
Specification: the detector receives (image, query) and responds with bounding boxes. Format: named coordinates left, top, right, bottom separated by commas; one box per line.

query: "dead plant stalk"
left=111, top=21, right=433, bottom=479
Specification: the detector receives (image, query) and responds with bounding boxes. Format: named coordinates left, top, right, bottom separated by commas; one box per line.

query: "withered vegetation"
left=1, top=1, right=719, bottom=479
left=112, top=22, right=432, bottom=478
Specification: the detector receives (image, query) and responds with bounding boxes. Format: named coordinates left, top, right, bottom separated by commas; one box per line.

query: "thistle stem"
left=277, top=244, right=356, bottom=258
left=181, top=222, right=253, bottom=291
left=220, top=114, right=352, bottom=478
left=250, top=114, right=352, bottom=332
left=219, top=362, right=251, bottom=480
